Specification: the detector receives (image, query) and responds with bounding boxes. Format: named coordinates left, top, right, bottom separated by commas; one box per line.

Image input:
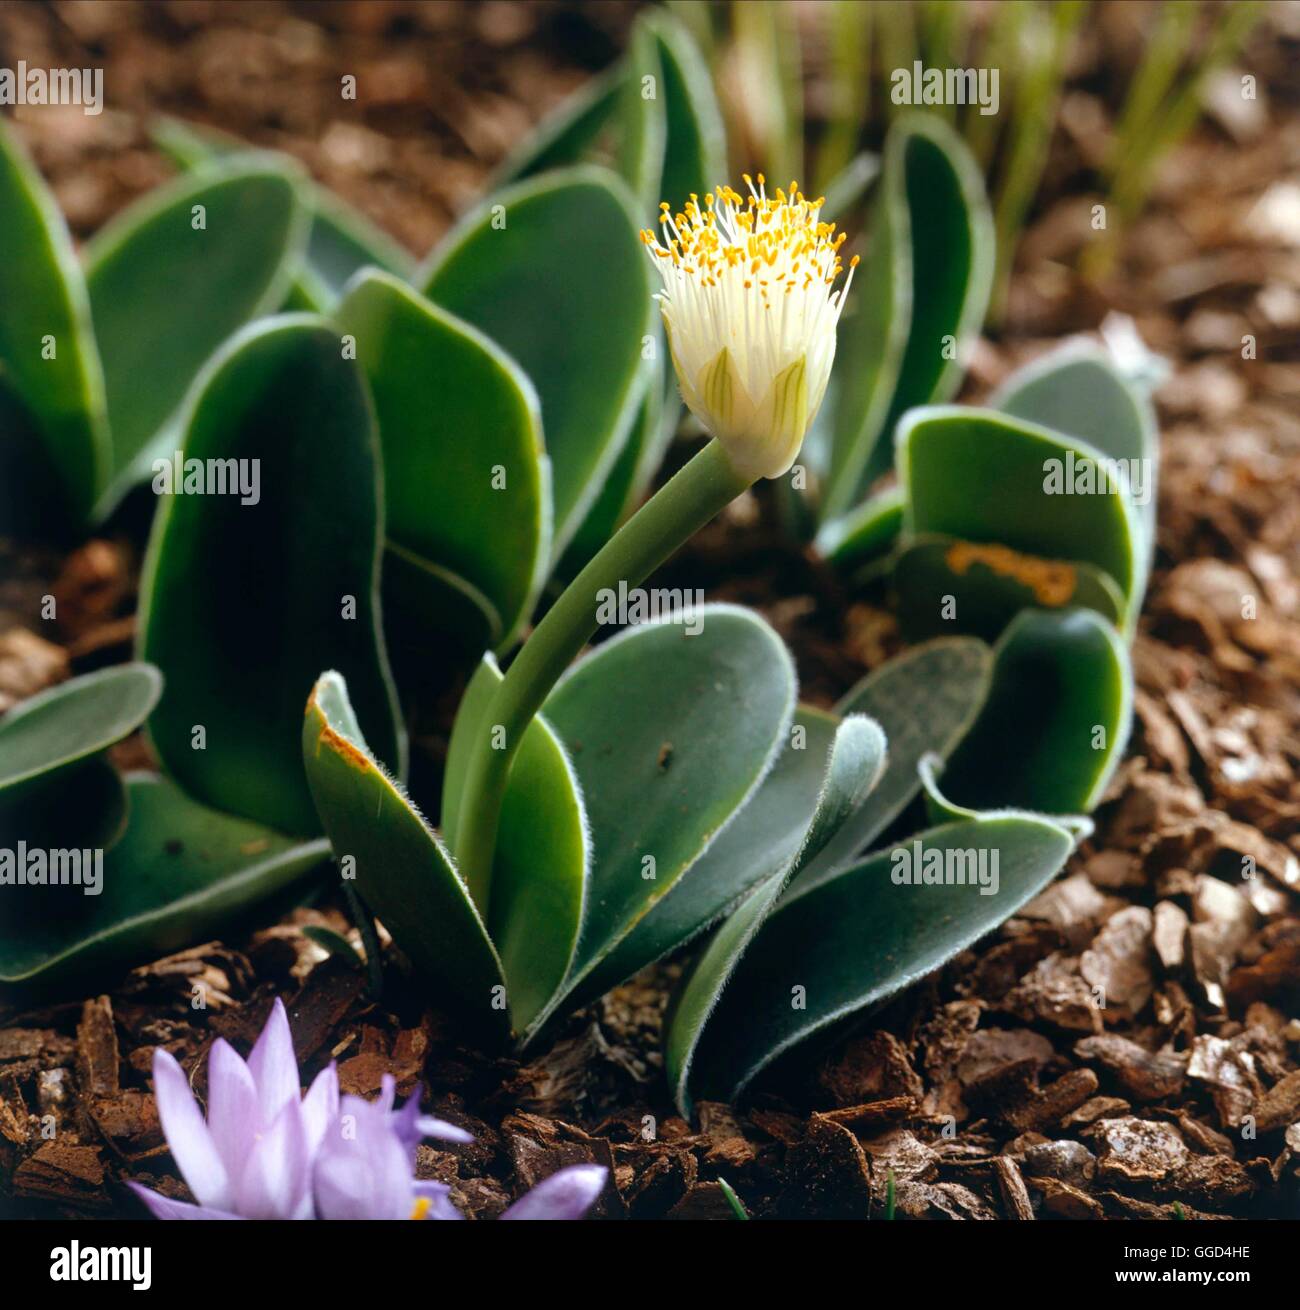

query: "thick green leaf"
left=993, top=343, right=1156, bottom=470
left=0, top=664, right=160, bottom=855
left=792, top=637, right=993, bottom=891
left=894, top=533, right=1126, bottom=641
left=138, top=316, right=402, bottom=836
left=336, top=270, right=549, bottom=646
left=666, top=714, right=887, bottom=1114
left=0, top=122, right=108, bottom=524
left=816, top=485, right=905, bottom=570
left=490, top=66, right=624, bottom=189
left=572, top=705, right=839, bottom=1006
left=438, top=656, right=588, bottom=1037
left=993, top=342, right=1157, bottom=546
left=617, top=18, right=667, bottom=213
left=419, top=167, right=652, bottom=558
left=86, top=159, right=308, bottom=500
left=942, top=609, right=1133, bottom=814
left=302, top=673, right=507, bottom=1037
left=382, top=541, right=503, bottom=662
left=819, top=155, right=910, bottom=523
left=150, top=118, right=413, bottom=303
left=918, top=752, right=1095, bottom=844
left=645, top=9, right=728, bottom=212
left=820, top=114, right=992, bottom=523
left=873, top=115, right=994, bottom=471
left=0, top=664, right=160, bottom=797
left=899, top=405, right=1143, bottom=618
left=0, top=773, right=328, bottom=985
left=687, top=815, right=1073, bottom=1103
left=0, top=756, right=127, bottom=853
left=543, top=606, right=797, bottom=1004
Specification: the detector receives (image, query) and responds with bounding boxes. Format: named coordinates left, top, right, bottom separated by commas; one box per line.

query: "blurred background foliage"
left=666, top=0, right=1265, bottom=322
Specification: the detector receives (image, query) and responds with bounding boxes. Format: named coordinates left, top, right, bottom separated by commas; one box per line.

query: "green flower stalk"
left=456, top=176, right=856, bottom=909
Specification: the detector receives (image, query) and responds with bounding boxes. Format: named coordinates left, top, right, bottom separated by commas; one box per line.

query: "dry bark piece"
left=815, top=1029, right=924, bottom=1107
left=1152, top=900, right=1190, bottom=970
left=1021, top=873, right=1114, bottom=945
left=1003, top=955, right=1104, bottom=1034
left=1080, top=906, right=1155, bottom=1015
left=0, top=627, right=69, bottom=711
left=75, top=996, right=120, bottom=1099
left=1062, top=1095, right=1132, bottom=1127
left=782, top=1116, right=874, bottom=1219
left=697, top=1101, right=757, bottom=1169
left=625, top=1149, right=697, bottom=1219
left=504, top=1116, right=625, bottom=1220
left=818, top=1097, right=916, bottom=1131
left=1162, top=1154, right=1257, bottom=1209
left=992, top=1155, right=1035, bottom=1219
left=12, top=1142, right=107, bottom=1209
left=1187, top=1034, right=1260, bottom=1127
left=957, top=1028, right=1055, bottom=1085
left=1038, top=1176, right=1104, bottom=1219
left=1074, top=1034, right=1188, bottom=1102
left=1089, top=1116, right=1189, bottom=1183
left=666, top=1181, right=742, bottom=1220
left=1254, top=1069, right=1300, bottom=1132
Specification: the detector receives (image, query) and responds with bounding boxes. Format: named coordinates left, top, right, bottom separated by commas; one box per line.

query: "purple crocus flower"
left=129, top=998, right=605, bottom=1221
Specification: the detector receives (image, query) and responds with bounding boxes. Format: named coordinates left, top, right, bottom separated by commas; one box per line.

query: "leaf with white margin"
left=538, top=607, right=797, bottom=1021
left=302, top=672, right=509, bottom=1040
left=666, top=714, right=887, bottom=1115
left=686, top=815, right=1073, bottom=1104
left=418, top=166, right=652, bottom=560
left=790, top=637, right=992, bottom=893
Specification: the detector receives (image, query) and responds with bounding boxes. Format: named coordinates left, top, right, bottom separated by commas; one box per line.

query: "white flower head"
left=642, top=175, right=857, bottom=481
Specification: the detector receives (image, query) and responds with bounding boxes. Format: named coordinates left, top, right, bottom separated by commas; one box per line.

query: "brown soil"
left=1, top=1, right=1298, bottom=1221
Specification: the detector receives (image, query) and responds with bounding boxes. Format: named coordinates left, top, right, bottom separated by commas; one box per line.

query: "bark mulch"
left=1, top=1, right=1297, bottom=1220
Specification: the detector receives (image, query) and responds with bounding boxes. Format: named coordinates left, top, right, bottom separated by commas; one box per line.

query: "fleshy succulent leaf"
left=993, top=341, right=1158, bottom=548
left=894, top=532, right=1127, bottom=642
left=138, top=316, right=403, bottom=836
left=418, top=166, right=653, bottom=559
left=685, top=814, right=1074, bottom=1105
left=791, top=637, right=993, bottom=892
left=0, top=120, right=109, bottom=527
left=941, top=608, right=1133, bottom=814
left=440, top=657, right=588, bottom=1037
left=536, top=606, right=797, bottom=1021
left=666, top=713, right=888, bottom=1114
left=820, top=114, right=993, bottom=523
left=302, top=672, right=508, bottom=1039
left=0, top=773, right=329, bottom=986
left=0, top=663, right=160, bottom=797
left=86, top=159, right=308, bottom=505
left=336, top=269, right=549, bottom=647
left=897, top=405, right=1144, bottom=623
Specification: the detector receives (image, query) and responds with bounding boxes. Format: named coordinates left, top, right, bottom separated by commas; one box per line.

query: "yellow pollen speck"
left=410, top=1196, right=432, bottom=1221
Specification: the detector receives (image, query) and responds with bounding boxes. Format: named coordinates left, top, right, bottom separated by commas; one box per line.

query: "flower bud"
left=642, top=177, right=856, bottom=481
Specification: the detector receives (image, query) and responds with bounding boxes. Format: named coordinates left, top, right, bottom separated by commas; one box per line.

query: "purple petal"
left=234, top=1098, right=313, bottom=1220
left=375, top=1073, right=397, bottom=1114
left=246, top=998, right=301, bottom=1126
left=501, top=1165, right=607, bottom=1221
left=152, top=1048, right=231, bottom=1211
left=415, top=1114, right=473, bottom=1145
left=206, top=1039, right=260, bottom=1178
left=300, top=1063, right=339, bottom=1159
left=314, top=1095, right=414, bottom=1220
left=127, top=1181, right=242, bottom=1221
left=413, top=1180, right=463, bottom=1221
